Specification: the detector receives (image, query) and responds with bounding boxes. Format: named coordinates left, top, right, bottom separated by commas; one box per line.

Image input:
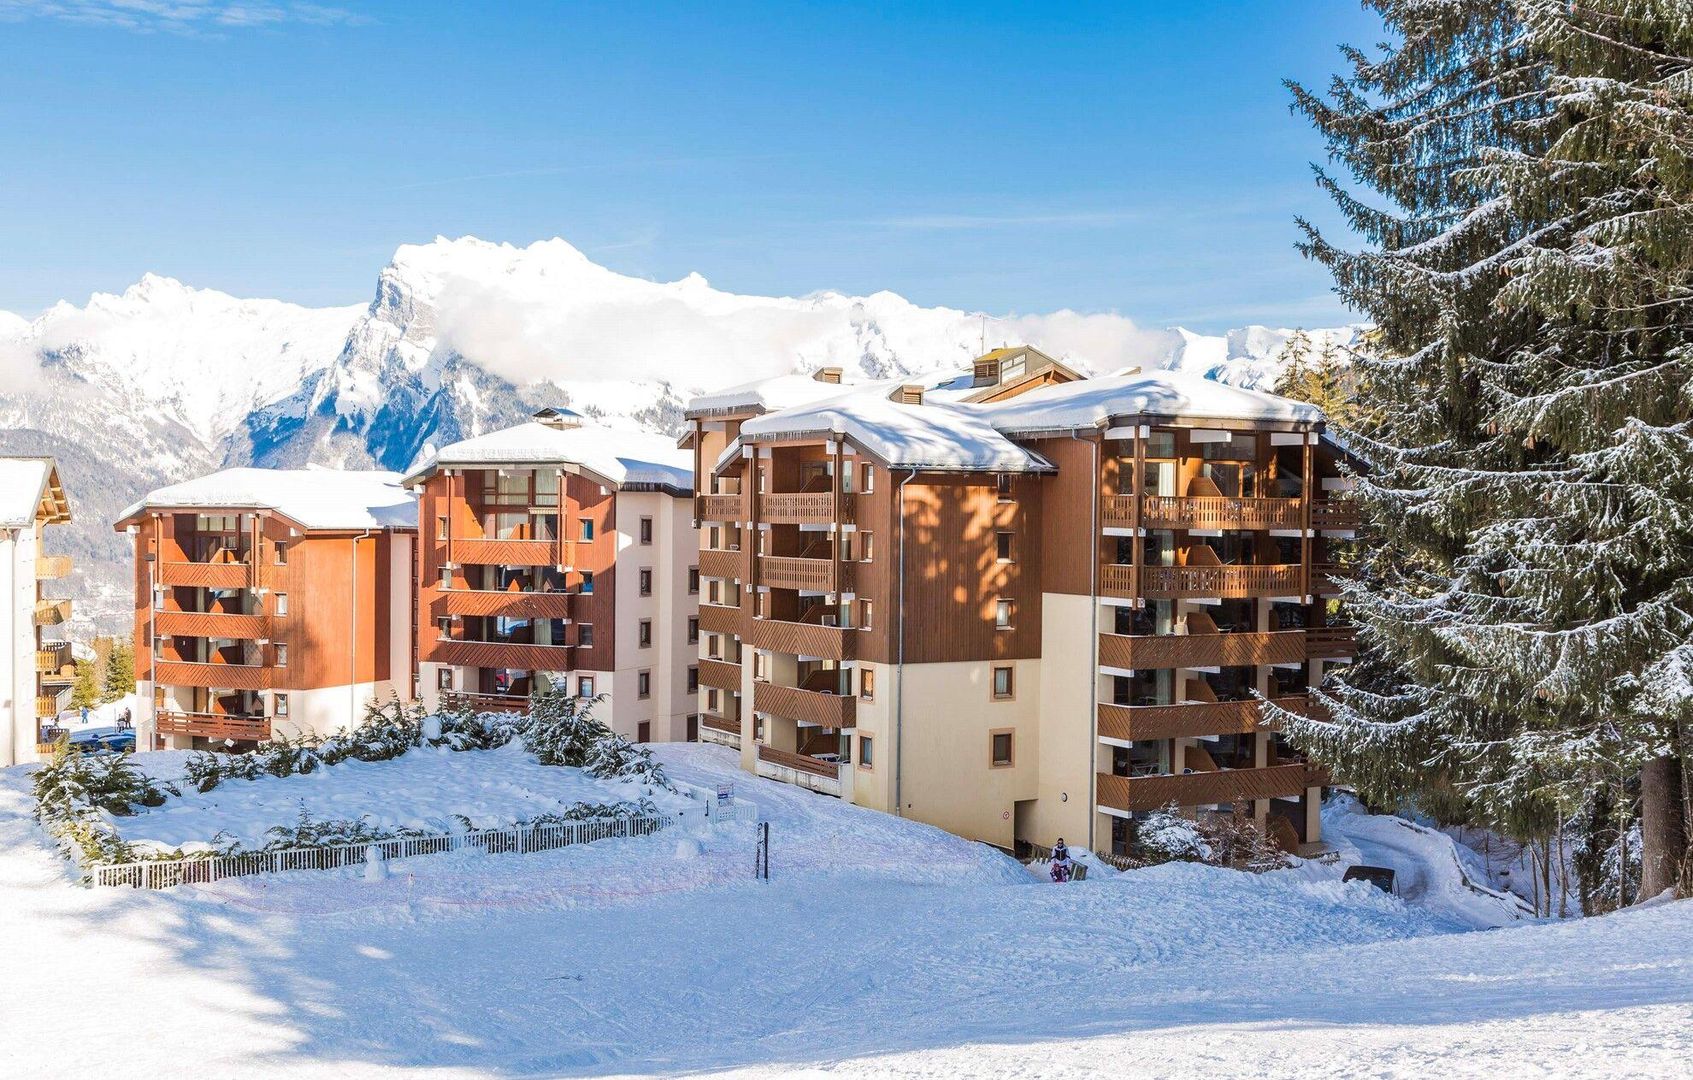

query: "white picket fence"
left=91, top=794, right=754, bottom=890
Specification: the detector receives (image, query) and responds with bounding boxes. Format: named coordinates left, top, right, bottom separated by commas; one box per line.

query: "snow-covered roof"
left=734, top=384, right=1053, bottom=474
left=685, top=373, right=855, bottom=419
left=116, top=467, right=417, bottom=532
left=970, top=369, right=1324, bottom=434
left=405, top=421, right=693, bottom=493
left=0, top=456, right=69, bottom=528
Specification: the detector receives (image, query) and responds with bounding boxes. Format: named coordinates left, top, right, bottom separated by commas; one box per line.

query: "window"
left=580, top=571, right=594, bottom=594
left=995, top=598, right=1014, bottom=630
left=436, top=516, right=449, bottom=540
left=992, top=665, right=1014, bottom=700
left=687, top=714, right=699, bottom=741
left=577, top=623, right=594, bottom=648
left=687, top=567, right=699, bottom=594
left=707, top=688, right=721, bottom=713
left=274, top=592, right=289, bottom=616
left=535, top=469, right=560, bottom=504
left=436, top=616, right=452, bottom=639
left=274, top=541, right=288, bottom=565
left=437, top=668, right=454, bottom=691
left=274, top=693, right=289, bottom=717
left=862, top=463, right=875, bottom=492
left=707, top=579, right=723, bottom=605
left=705, top=633, right=722, bottom=659
left=753, top=651, right=769, bottom=681
left=990, top=730, right=1015, bottom=768
left=638, top=619, right=652, bottom=648
left=687, top=616, right=699, bottom=644
left=860, top=666, right=875, bottom=701
left=439, top=566, right=453, bottom=588
left=859, top=735, right=874, bottom=768
left=687, top=665, right=699, bottom=693
left=639, top=568, right=653, bottom=596
left=638, top=670, right=651, bottom=699
left=637, top=721, right=651, bottom=743
left=996, top=531, right=1014, bottom=563
left=639, top=516, right=653, bottom=544
left=995, top=474, right=1013, bottom=501
left=859, top=531, right=874, bottom=562
left=577, top=676, right=595, bottom=697
left=579, top=517, right=594, bottom=541
left=858, top=598, right=873, bottom=630
left=274, top=642, right=288, bottom=668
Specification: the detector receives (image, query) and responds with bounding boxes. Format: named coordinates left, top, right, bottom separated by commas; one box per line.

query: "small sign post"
left=755, top=821, right=770, bottom=881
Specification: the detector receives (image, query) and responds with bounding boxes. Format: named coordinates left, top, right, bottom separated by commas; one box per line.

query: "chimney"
left=533, top=407, right=584, bottom=430
left=813, top=366, right=843, bottom=384
left=892, top=385, right=925, bottom=406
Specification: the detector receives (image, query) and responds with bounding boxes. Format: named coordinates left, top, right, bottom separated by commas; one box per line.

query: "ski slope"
left=0, top=744, right=1688, bottom=1078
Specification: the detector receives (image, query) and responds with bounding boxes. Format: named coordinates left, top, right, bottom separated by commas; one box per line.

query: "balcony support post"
left=1301, top=433, right=1313, bottom=603
left=1131, top=425, right=1145, bottom=606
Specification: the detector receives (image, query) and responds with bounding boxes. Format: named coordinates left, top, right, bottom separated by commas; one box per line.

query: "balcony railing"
left=1311, top=501, right=1360, bottom=531
left=36, top=641, right=73, bottom=676
left=1136, top=564, right=1303, bottom=600
left=759, top=555, right=850, bottom=593
left=1107, top=495, right=1304, bottom=531
left=34, top=598, right=72, bottom=626
left=757, top=743, right=842, bottom=780
left=1099, top=630, right=1309, bottom=670
left=698, top=603, right=742, bottom=636
left=1098, top=694, right=1311, bottom=742
left=699, top=493, right=746, bottom=522
left=698, top=547, right=744, bottom=581
left=35, top=554, right=72, bottom=579
left=760, top=491, right=853, bottom=525
left=753, top=681, right=857, bottom=729
left=701, top=712, right=741, bottom=736
left=36, top=685, right=72, bottom=717
left=440, top=691, right=532, bottom=714
left=155, top=610, right=269, bottom=639
left=1097, top=763, right=1329, bottom=812
left=742, top=617, right=857, bottom=661
left=1305, top=625, right=1358, bottom=659
left=160, top=560, right=251, bottom=589
left=1313, top=563, right=1345, bottom=594
left=449, top=538, right=570, bottom=567
left=698, top=657, right=741, bottom=692
left=426, top=637, right=576, bottom=672
left=432, top=587, right=572, bottom=620
left=155, top=711, right=270, bottom=742
left=153, top=660, right=271, bottom=691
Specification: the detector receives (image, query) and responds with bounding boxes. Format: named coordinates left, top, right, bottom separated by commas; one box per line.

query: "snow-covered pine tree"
left=101, top=640, right=134, bottom=705
left=69, top=659, right=99, bottom=712
left=1284, top=1, right=1693, bottom=900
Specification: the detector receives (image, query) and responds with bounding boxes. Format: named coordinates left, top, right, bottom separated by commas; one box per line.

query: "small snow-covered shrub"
left=430, top=702, right=523, bottom=751
left=1124, top=803, right=1289, bottom=872
left=521, top=691, right=674, bottom=792
left=1130, top=805, right=1213, bottom=865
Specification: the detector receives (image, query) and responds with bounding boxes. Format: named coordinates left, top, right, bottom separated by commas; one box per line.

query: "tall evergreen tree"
left=69, top=660, right=98, bottom=713
left=1283, top=1, right=1693, bottom=901
left=101, top=641, right=135, bottom=705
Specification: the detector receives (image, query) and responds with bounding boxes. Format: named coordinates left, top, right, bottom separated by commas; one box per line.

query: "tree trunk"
left=1640, top=754, right=1687, bottom=900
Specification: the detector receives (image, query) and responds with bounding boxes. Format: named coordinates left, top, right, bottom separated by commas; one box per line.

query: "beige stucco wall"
left=611, top=490, right=697, bottom=742
left=1030, top=591, right=1098, bottom=849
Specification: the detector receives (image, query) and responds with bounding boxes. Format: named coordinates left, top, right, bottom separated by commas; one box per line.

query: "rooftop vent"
left=533, top=407, right=585, bottom=430
left=892, top=385, right=925, bottom=406
left=813, top=366, right=843, bottom=384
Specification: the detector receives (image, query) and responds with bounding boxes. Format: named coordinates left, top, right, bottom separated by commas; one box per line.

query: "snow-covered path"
left=2, top=745, right=1690, bottom=1078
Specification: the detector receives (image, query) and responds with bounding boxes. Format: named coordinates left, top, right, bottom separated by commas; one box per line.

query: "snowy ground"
left=1, top=743, right=1689, bottom=1078
left=111, top=741, right=694, bottom=853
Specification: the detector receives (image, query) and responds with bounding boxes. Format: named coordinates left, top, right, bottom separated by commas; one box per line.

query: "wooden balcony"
left=1114, top=495, right=1304, bottom=531
left=155, top=711, right=270, bottom=742
left=1097, top=763, right=1329, bottom=812
left=1099, top=630, right=1309, bottom=670
left=757, top=743, right=841, bottom=780
left=153, top=660, right=271, bottom=691
left=1311, top=501, right=1360, bottom=531
left=432, top=587, right=572, bottom=620
left=160, top=560, right=252, bottom=589
left=699, top=493, right=746, bottom=522
left=35, top=554, right=72, bottom=579
left=36, top=641, right=73, bottom=676
left=155, top=610, right=269, bottom=639
left=760, top=491, right=853, bottom=525
left=425, top=637, right=576, bottom=672
left=1098, top=694, right=1310, bottom=742
left=698, top=603, right=743, bottom=636
left=1313, top=563, right=1345, bottom=594
left=449, top=538, right=569, bottom=567
left=701, top=712, right=741, bottom=736
left=759, top=555, right=850, bottom=593
left=742, top=617, right=856, bottom=661
left=753, top=681, right=856, bottom=729
left=698, top=547, right=744, bottom=580
left=34, top=598, right=71, bottom=626
left=440, top=691, right=532, bottom=714
left=698, top=657, right=741, bottom=692
left=1135, top=564, right=1304, bottom=600
left=37, top=687, right=71, bottom=717
left=1305, top=625, right=1358, bottom=659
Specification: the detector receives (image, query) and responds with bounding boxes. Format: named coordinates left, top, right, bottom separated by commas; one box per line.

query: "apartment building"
left=0, top=457, right=73, bottom=766
left=404, top=408, right=698, bottom=742
left=685, top=352, right=1355, bottom=856
left=116, top=468, right=417, bottom=749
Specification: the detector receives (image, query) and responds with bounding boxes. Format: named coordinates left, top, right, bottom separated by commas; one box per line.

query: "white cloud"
left=0, top=0, right=367, bottom=30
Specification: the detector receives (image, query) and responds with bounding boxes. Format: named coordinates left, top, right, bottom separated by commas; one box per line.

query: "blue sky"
left=0, top=1, right=1380, bottom=331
